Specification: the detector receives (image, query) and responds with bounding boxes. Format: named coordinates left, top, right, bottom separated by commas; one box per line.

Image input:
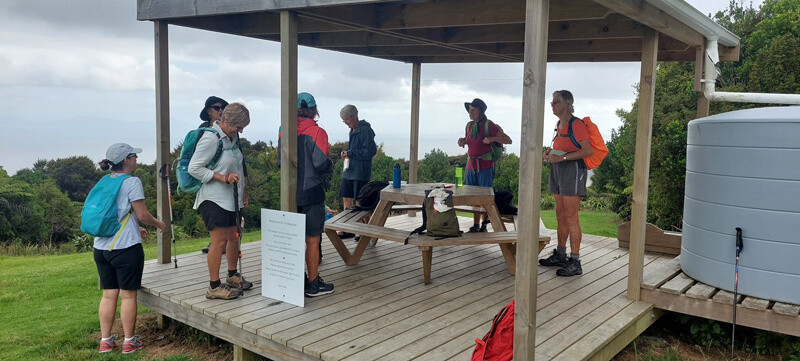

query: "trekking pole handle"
left=735, top=227, right=743, bottom=256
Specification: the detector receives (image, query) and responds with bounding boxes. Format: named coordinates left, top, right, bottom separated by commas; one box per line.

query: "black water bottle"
left=393, top=163, right=401, bottom=188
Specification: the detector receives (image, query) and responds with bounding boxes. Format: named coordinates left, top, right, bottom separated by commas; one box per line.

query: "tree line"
left=1, top=0, right=796, bottom=246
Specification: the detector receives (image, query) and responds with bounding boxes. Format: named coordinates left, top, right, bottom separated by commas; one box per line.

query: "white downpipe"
left=703, top=39, right=800, bottom=105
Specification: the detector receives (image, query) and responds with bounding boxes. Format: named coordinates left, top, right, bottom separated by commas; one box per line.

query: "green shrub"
left=540, top=193, right=555, bottom=210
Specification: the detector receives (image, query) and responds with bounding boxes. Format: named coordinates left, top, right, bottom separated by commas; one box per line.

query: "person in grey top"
left=189, top=102, right=252, bottom=300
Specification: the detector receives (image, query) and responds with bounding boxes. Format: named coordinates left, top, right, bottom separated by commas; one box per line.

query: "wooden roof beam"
left=592, top=0, right=704, bottom=46
left=295, top=9, right=520, bottom=62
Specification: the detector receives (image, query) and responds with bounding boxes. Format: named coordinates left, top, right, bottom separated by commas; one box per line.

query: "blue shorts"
left=466, top=168, right=495, bottom=188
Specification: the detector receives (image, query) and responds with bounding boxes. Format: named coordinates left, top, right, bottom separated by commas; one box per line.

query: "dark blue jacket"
left=342, top=120, right=377, bottom=181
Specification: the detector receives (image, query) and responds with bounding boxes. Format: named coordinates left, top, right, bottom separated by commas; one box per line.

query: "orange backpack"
left=554, top=116, right=608, bottom=170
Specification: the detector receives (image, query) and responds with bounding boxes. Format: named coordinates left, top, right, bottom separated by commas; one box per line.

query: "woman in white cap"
left=93, top=143, right=165, bottom=354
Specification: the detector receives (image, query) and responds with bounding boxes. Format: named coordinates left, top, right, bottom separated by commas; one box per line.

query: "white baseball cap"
left=106, top=143, right=142, bottom=164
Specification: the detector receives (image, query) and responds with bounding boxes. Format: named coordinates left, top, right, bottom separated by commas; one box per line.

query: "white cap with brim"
left=106, top=143, right=142, bottom=165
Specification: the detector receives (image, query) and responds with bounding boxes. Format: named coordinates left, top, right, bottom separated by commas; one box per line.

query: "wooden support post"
left=627, top=26, right=659, bottom=301
left=408, top=63, right=421, bottom=217
left=695, top=45, right=710, bottom=119
left=516, top=0, right=549, bottom=359
left=156, top=313, right=172, bottom=329
left=233, top=345, right=260, bottom=361
left=154, top=20, right=172, bottom=264
left=280, top=11, right=298, bottom=213
left=409, top=62, right=421, bottom=185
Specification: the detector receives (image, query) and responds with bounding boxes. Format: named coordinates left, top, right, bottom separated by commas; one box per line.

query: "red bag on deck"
left=472, top=300, right=514, bottom=361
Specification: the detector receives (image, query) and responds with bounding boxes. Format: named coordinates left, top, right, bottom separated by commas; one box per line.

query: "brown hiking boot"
left=206, top=283, right=241, bottom=300
left=226, top=273, right=253, bottom=291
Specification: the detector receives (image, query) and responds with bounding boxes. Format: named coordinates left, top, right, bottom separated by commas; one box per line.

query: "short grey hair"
left=221, top=102, right=251, bottom=127
left=340, top=104, right=358, bottom=119
left=553, top=90, right=575, bottom=113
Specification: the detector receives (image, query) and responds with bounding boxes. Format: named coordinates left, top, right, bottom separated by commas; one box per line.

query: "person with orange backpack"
left=539, top=90, right=607, bottom=277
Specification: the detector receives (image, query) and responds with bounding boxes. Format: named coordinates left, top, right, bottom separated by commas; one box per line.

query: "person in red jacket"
left=295, top=92, right=335, bottom=297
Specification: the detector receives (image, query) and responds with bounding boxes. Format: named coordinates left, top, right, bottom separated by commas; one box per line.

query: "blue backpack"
left=81, top=174, right=132, bottom=239
left=175, top=128, right=224, bottom=194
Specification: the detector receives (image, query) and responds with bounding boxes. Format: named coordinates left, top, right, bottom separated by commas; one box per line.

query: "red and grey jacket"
left=296, top=117, right=332, bottom=206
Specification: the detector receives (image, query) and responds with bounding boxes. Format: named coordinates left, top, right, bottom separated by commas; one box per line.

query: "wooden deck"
left=641, top=256, right=800, bottom=338
left=139, top=214, right=672, bottom=361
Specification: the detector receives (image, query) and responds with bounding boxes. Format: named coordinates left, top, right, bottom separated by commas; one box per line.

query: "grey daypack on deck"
left=413, top=189, right=463, bottom=239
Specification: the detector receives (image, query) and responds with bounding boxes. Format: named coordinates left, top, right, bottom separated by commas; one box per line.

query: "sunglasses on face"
left=127, top=153, right=138, bottom=159
left=210, top=105, right=225, bottom=111
left=550, top=100, right=562, bottom=106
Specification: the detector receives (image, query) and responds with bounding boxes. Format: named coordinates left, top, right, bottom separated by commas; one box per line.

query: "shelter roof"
left=137, top=0, right=739, bottom=63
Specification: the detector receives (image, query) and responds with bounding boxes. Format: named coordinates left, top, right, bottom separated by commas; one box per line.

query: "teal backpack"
left=175, top=128, right=224, bottom=194
left=81, top=174, right=132, bottom=239
left=465, top=119, right=504, bottom=162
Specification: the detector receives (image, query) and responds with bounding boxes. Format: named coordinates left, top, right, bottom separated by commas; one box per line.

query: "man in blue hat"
left=457, top=98, right=513, bottom=232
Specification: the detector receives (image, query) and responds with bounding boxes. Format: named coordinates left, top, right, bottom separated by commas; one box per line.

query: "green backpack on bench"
left=407, top=189, right=462, bottom=242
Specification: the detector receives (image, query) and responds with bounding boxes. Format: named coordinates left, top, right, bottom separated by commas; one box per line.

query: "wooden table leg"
left=325, top=228, right=357, bottom=265
left=365, top=200, right=394, bottom=247
left=420, top=246, right=432, bottom=285
left=499, top=243, right=516, bottom=275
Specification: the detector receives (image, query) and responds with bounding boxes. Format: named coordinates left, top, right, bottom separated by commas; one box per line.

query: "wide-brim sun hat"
left=464, top=98, right=488, bottom=114
left=106, top=143, right=142, bottom=165
left=199, top=96, right=229, bottom=121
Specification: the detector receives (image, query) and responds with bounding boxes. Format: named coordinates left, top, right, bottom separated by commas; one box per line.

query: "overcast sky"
left=0, top=0, right=761, bottom=174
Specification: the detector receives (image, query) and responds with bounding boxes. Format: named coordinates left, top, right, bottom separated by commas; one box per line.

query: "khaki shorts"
left=548, top=159, right=587, bottom=196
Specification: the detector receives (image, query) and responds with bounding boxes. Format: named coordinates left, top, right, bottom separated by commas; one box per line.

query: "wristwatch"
left=563, top=156, right=567, bottom=161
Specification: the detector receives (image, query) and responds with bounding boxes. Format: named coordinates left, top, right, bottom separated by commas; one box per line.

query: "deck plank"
left=773, top=302, right=800, bottom=316
left=139, top=214, right=672, bottom=361
left=741, top=296, right=770, bottom=311
left=659, top=272, right=694, bottom=295
left=685, top=282, right=716, bottom=300
left=641, top=256, right=680, bottom=290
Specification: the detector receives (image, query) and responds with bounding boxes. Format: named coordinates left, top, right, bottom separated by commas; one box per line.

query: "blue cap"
left=298, top=92, right=316, bottom=108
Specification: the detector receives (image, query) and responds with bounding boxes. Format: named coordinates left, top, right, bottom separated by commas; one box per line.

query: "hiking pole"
left=159, top=164, right=178, bottom=268
left=731, top=227, right=744, bottom=361
left=232, top=180, right=245, bottom=289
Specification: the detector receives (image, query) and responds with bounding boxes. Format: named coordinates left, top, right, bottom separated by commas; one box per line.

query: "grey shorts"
left=549, top=159, right=588, bottom=196
left=298, top=202, right=325, bottom=236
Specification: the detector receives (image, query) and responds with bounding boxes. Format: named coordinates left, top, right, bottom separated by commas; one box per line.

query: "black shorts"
left=298, top=202, right=325, bottom=236
left=339, top=178, right=368, bottom=199
left=199, top=200, right=238, bottom=231
left=94, top=243, right=145, bottom=290
left=549, top=159, right=588, bottom=196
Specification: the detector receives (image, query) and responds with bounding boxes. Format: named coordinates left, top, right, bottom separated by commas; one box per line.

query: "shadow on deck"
left=139, top=214, right=671, bottom=361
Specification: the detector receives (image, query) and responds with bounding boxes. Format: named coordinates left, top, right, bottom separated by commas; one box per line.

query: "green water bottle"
left=455, top=163, right=464, bottom=187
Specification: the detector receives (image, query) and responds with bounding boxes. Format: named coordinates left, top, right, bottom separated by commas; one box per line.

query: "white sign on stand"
left=261, top=209, right=306, bottom=307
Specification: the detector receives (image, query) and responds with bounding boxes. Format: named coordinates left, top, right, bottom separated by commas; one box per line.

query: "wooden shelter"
left=138, top=0, right=741, bottom=359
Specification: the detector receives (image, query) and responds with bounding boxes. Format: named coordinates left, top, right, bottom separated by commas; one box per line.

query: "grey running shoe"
left=122, top=335, right=143, bottom=354
left=556, top=258, right=583, bottom=277
left=538, top=249, right=567, bottom=267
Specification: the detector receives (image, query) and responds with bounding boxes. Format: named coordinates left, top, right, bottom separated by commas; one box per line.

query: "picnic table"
left=324, top=183, right=550, bottom=284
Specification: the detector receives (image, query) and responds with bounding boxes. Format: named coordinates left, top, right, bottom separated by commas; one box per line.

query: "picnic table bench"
left=325, top=208, right=551, bottom=284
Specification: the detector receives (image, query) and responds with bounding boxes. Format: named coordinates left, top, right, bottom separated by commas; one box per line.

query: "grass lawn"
left=539, top=209, right=620, bottom=238
left=0, top=231, right=260, bottom=361
left=0, top=212, right=620, bottom=361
